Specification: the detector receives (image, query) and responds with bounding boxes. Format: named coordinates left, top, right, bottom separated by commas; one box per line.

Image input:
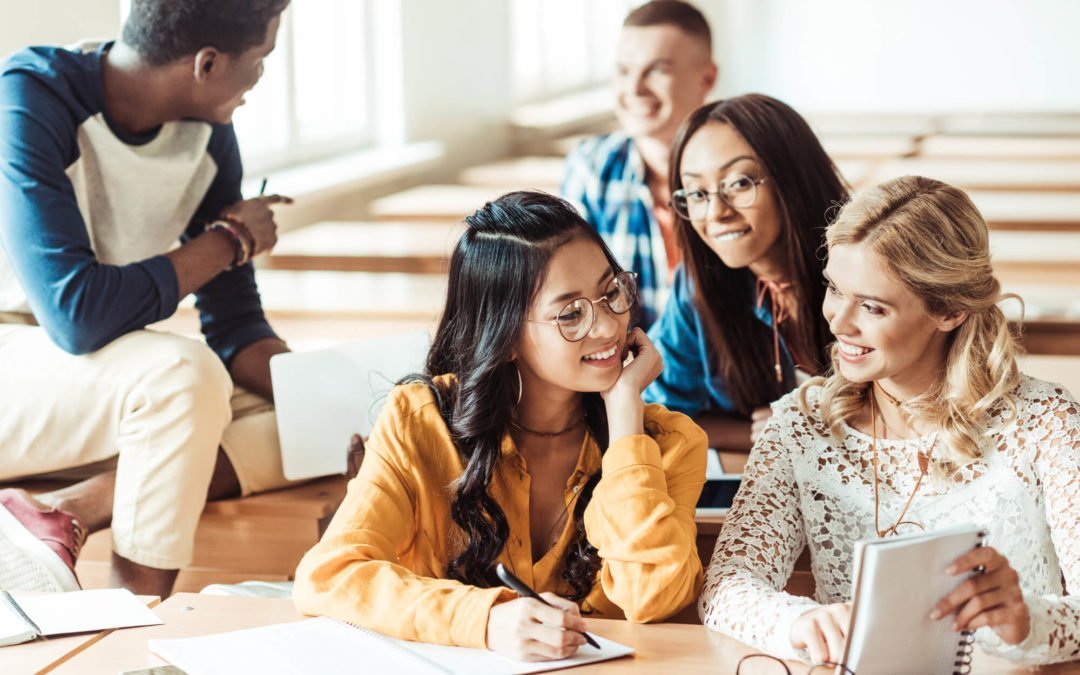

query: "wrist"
left=205, top=218, right=253, bottom=269
left=605, top=394, right=645, bottom=441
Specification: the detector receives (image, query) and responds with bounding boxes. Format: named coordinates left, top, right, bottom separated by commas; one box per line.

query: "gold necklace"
left=870, top=387, right=935, bottom=538
left=509, top=416, right=585, bottom=438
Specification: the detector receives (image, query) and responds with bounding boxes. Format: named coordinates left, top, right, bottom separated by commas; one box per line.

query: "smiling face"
left=194, top=14, right=280, bottom=124
left=614, top=24, right=715, bottom=143
left=678, top=121, right=785, bottom=273
left=823, top=241, right=966, bottom=396
left=515, top=236, right=632, bottom=397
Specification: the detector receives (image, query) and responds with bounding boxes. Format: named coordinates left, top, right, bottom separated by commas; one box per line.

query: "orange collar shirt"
left=293, top=377, right=708, bottom=648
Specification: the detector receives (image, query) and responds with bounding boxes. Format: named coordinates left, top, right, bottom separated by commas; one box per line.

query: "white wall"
left=0, top=0, right=121, bottom=58
left=714, top=0, right=1080, bottom=113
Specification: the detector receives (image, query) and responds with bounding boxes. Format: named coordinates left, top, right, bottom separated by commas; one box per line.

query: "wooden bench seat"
left=260, top=221, right=463, bottom=274
left=989, top=231, right=1080, bottom=285
left=807, top=112, right=938, bottom=137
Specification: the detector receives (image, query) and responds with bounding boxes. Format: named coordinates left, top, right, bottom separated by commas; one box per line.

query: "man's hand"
left=221, top=194, right=293, bottom=257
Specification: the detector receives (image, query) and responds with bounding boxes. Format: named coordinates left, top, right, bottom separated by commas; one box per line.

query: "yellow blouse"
left=293, top=377, right=707, bottom=648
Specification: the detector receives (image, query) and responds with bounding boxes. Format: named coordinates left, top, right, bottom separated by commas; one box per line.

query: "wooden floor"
left=37, top=109, right=1080, bottom=597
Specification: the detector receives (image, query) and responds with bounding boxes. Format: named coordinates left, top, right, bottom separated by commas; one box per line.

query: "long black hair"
left=409, top=191, right=619, bottom=600
left=669, top=93, right=850, bottom=414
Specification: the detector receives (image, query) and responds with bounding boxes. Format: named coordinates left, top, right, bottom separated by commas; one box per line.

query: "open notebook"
left=0, top=588, right=162, bottom=647
left=841, top=524, right=986, bottom=675
left=150, top=616, right=634, bottom=675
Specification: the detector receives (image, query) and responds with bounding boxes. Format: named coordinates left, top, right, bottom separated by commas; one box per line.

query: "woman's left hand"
left=601, top=328, right=663, bottom=441
left=930, top=545, right=1031, bottom=645
left=602, top=328, right=663, bottom=403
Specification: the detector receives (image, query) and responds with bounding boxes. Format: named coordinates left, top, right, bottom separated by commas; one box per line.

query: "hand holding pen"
left=484, top=563, right=600, bottom=662
left=220, top=177, right=293, bottom=258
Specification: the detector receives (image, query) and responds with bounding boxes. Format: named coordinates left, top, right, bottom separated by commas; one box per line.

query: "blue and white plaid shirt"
left=560, top=131, right=671, bottom=330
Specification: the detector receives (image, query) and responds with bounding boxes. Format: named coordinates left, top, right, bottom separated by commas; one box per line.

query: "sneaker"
left=0, top=489, right=86, bottom=592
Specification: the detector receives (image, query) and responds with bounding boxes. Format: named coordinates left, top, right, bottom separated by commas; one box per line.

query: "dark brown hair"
left=624, top=1, right=711, bottom=52
left=670, top=94, right=849, bottom=414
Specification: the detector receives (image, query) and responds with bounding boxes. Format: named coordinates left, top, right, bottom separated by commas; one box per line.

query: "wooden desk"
left=868, top=158, right=1080, bottom=192
left=261, top=221, right=463, bottom=274
left=54, top=593, right=1078, bottom=674
left=920, top=135, right=1080, bottom=161
left=1, top=594, right=158, bottom=675
left=458, top=156, right=565, bottom=191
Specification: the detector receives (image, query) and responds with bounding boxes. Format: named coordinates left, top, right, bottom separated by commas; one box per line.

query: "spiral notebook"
left=841, top=524, right=986, bottom=675
left=149, top=616, right=634, bottom=674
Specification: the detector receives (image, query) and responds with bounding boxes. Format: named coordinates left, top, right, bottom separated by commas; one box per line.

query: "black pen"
left=494, top=563, right=601, bottom=649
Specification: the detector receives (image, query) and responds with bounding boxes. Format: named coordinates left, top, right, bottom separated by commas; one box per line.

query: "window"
left=510, top=0, right=638, bottom=104
left=234, top=0, right=377, bottom=172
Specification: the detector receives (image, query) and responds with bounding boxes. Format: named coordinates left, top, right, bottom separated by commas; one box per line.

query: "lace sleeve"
left=699, top=409, right=819, bottom=659
left=984, top=385, right=1080, bottom=664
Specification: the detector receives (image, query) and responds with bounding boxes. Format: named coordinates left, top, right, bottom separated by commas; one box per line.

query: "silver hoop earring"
left=515, top=364, right=523, bottom=407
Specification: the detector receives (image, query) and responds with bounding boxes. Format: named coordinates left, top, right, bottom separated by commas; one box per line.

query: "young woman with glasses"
left=645, top=94, right=850, bottom=451
left=294, top=191, right=707, bottom=661
left=701, top=176, right=1080, bottom=667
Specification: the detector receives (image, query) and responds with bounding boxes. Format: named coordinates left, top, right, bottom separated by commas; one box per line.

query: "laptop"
left=269, top=330, right=431, bottom=480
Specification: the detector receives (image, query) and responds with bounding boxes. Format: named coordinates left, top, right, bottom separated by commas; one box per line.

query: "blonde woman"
left=700, top=176, right=1080, bottom=666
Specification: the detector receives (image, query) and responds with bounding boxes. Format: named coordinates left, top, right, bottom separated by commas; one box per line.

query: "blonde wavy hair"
left=801, top=175, right=1021, bottom=470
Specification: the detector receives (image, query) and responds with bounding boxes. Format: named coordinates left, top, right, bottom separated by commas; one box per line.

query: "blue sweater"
left=644, top=266, right=796, bottom=417
left=0, top=43, right=276, bottom=363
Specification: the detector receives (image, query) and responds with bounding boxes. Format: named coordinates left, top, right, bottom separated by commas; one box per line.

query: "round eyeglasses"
left=670, top=174, right=767, bottom=221
left=735, top=653, right=855, bottom=675
left=527, top=271, right=638, bottom=342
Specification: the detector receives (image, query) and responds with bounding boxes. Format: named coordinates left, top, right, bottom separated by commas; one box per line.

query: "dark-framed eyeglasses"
left=527, top=271, right=638, bottom=343
left=735, top=653, right=855, bottom=675
left=670, top=174, right=767, bottom=221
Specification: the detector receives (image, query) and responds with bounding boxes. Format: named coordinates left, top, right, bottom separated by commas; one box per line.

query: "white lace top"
left=700, top=375, right=1080, bottom=665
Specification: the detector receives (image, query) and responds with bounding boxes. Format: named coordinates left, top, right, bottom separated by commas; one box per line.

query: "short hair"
left=122, top=0, right=291, bottom=65
left=623, top=1, right=712, bottom=52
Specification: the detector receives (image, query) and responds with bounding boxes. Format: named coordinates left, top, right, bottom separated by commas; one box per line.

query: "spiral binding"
left=952, top=531, right=988, bottom=675
left=953, top=630, right=975, bottom=674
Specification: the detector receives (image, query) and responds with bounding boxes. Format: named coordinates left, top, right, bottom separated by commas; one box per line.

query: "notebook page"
left=151, top=618, right=447, bottom=675
left=0, top=593, right=37, bottom=647
left=151, top=616, right=635, bottom=675
left=16, top=588, right=162, bottom=636
left=845, top=524, right=983, bottom=674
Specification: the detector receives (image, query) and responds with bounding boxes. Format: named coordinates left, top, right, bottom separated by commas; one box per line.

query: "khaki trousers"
left=0, top=325, right=295, bottom=569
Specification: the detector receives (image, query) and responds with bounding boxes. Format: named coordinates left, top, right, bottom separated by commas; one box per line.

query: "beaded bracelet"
left=205, top=219, right=253, bottom=269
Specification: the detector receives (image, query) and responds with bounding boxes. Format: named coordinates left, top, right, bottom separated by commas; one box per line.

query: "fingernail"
left=928, top=609, right=941, bottom=620
left=946, top=565, right=957, bottom=574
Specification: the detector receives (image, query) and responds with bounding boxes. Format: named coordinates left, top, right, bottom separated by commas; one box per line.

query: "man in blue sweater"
left=0, top=0, right=294, bottom=596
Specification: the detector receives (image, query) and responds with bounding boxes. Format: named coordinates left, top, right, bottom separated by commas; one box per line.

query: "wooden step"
left=368, top=185, right=509, bottom=221
left=920, top=135, right=1080, bottom=161
left=940, top=113, right=1080, bottom=137
left=260, top=221, right=462, bottom=274
left=869, top=158, right=1080, bottom=192
left=820, top=134, right=919, bottom=160
left=807, top=112, right=938, bottom=137
left=457, top=156, right=565, bottom=191
left=990, top=232, right=1080, bottom=285
left=969, top=191, right=1080, bottom=232
left=152, top=312, right=437, bottom=352
left=177, top=270, right=447, bottom=321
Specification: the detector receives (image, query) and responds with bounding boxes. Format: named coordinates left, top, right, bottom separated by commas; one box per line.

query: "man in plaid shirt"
left=561, top=1, right=716, bottom=329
